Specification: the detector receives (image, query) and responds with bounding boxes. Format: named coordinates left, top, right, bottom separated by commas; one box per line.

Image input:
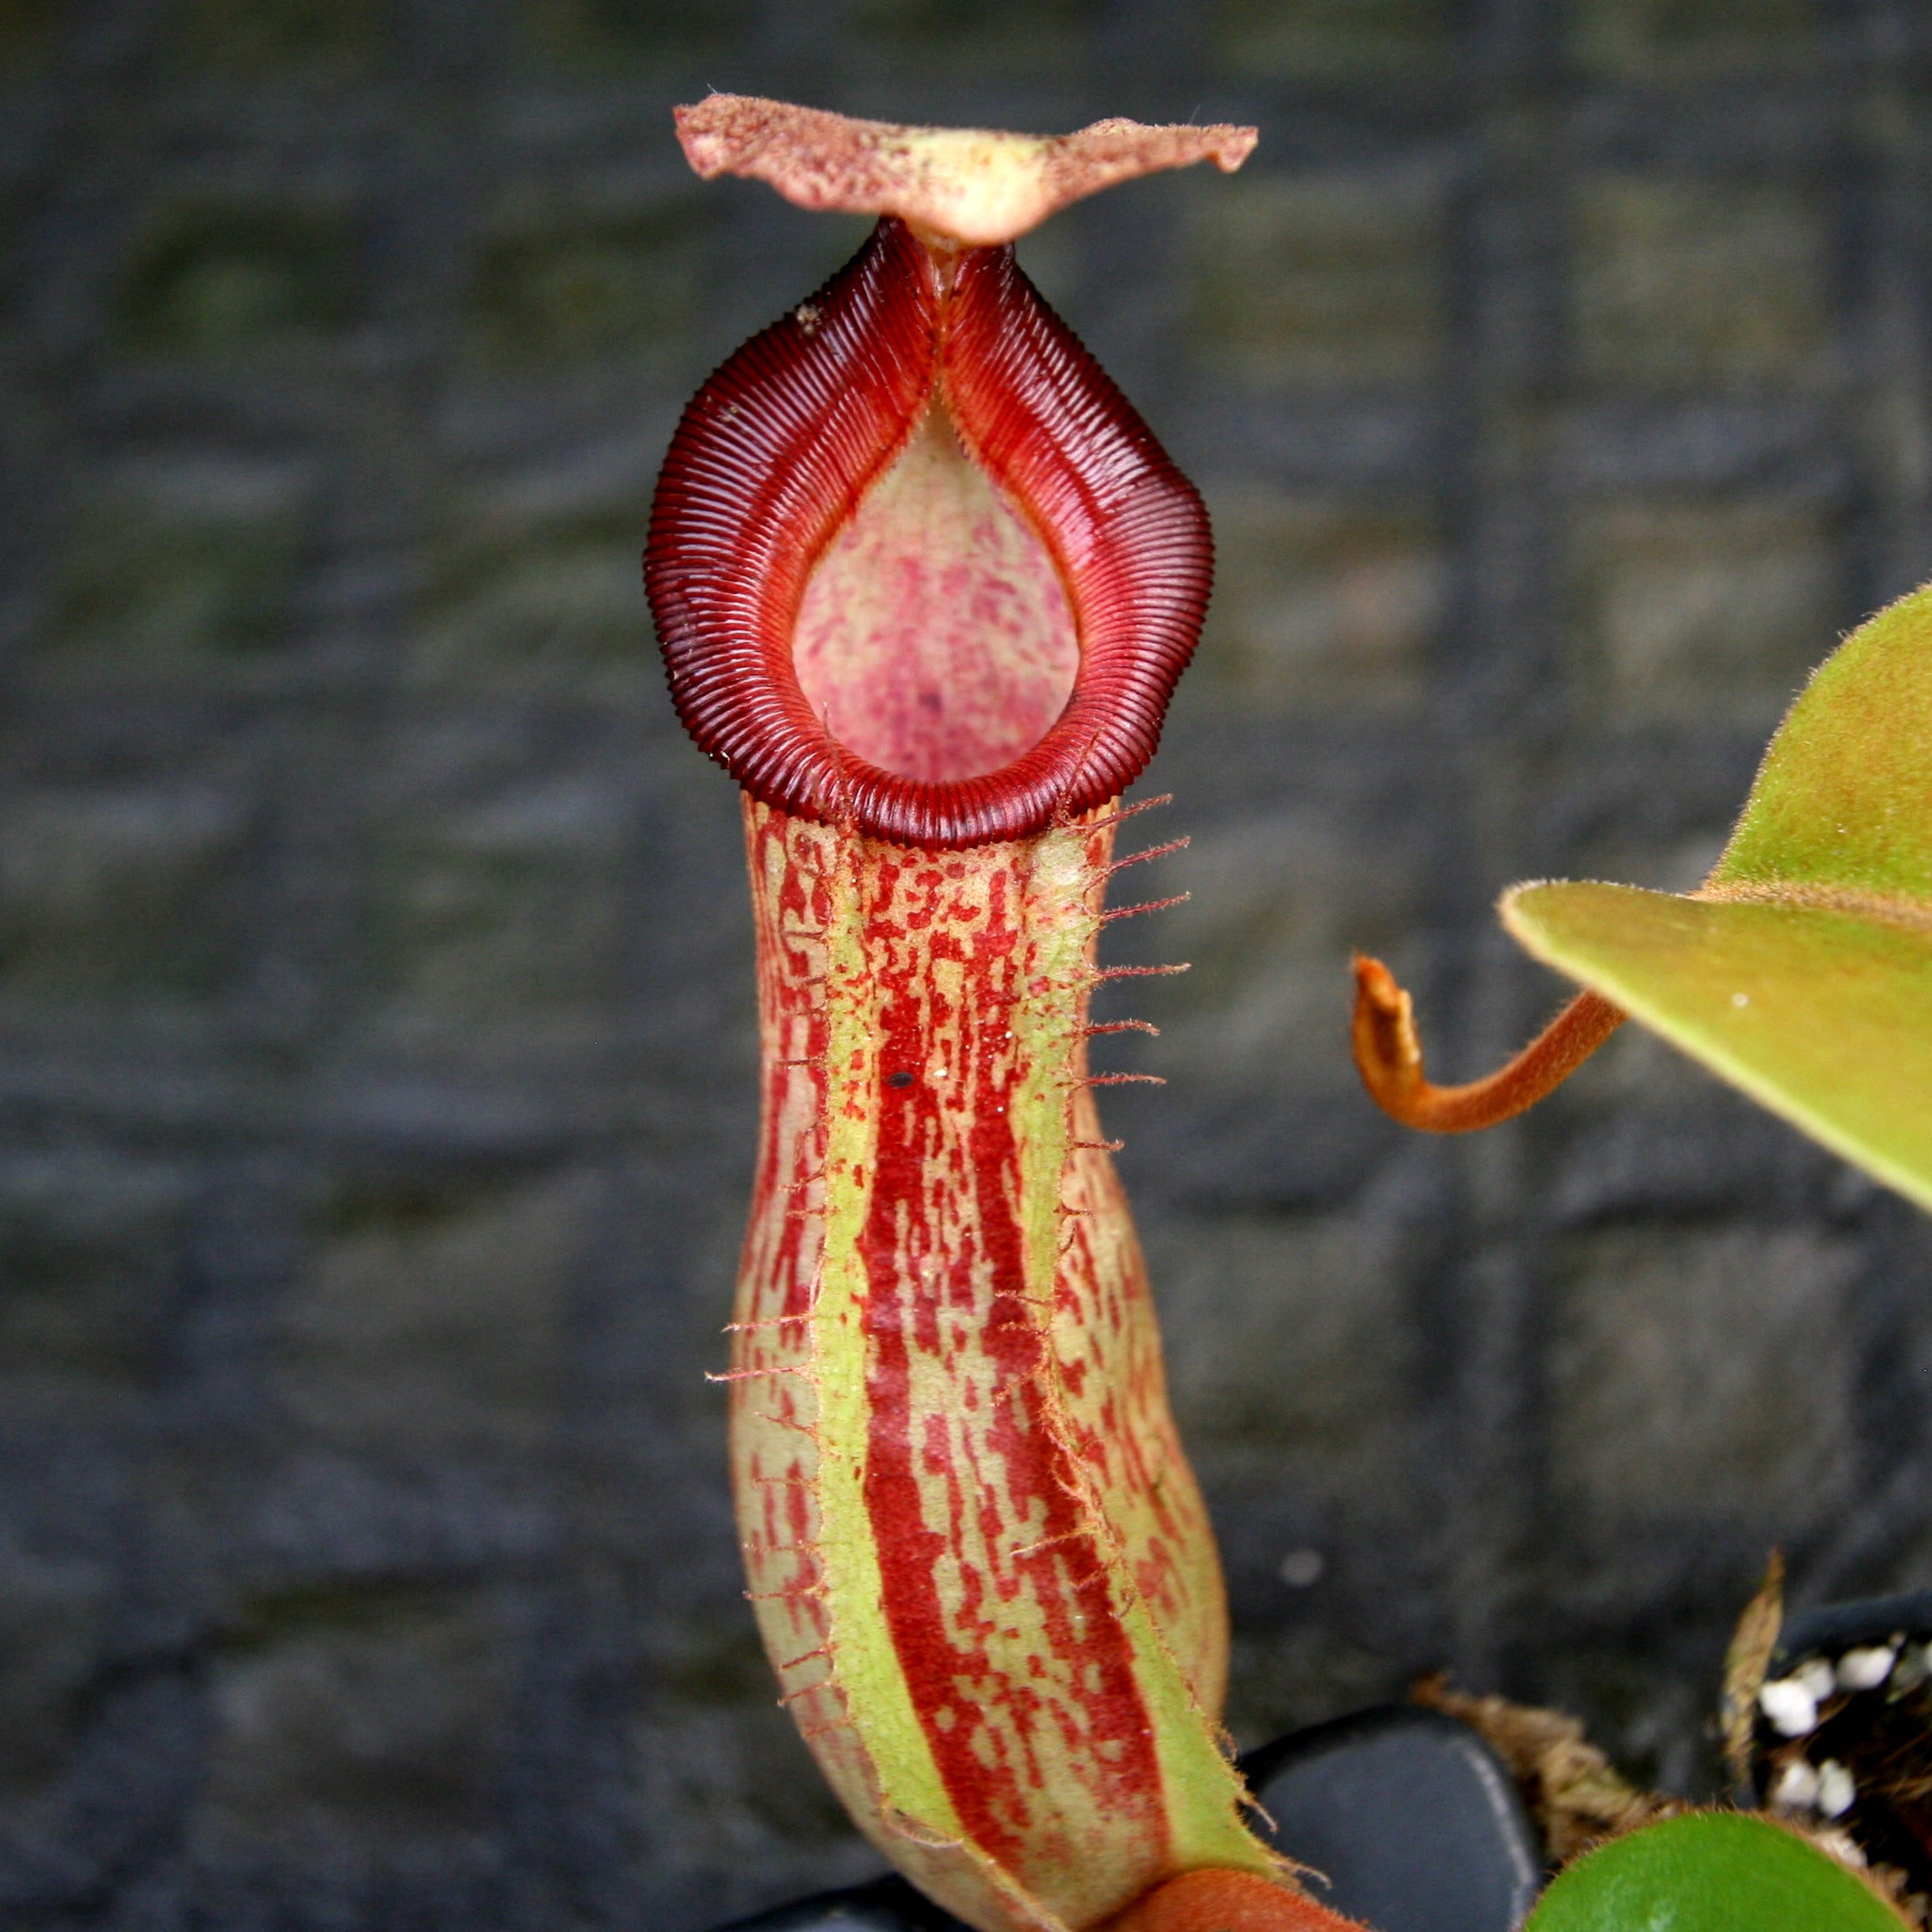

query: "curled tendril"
left=1350, top=955, right=1626, bottom=1133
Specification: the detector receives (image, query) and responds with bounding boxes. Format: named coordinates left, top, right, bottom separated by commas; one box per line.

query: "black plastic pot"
left=1241, top=1705, right=1542, bottom=1932
left=1751, top=1586, right=1932, bottom=1894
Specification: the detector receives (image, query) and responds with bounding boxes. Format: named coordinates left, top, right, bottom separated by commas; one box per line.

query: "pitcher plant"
left=646, top=95, right=1362, bottom=1932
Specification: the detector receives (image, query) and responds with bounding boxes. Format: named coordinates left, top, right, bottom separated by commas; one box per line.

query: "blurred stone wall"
left=2, top=0, right=1931, bottom=1926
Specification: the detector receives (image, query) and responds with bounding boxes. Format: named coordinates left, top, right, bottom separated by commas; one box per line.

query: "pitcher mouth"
left=645, top=216, right=1211, bottom=850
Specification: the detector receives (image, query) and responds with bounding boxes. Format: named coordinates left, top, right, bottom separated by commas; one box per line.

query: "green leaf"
left=1524, top=1813, right=1906, bottom=1932
left=1500, top=582, right=1932, bottom=1210
left=1709, top=584, right=1932, bottom=903
left=1502, top=883, right=1932, bottom=1213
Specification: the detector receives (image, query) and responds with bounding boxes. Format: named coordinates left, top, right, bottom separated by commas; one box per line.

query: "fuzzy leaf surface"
left=1501, top=583, right=1932, bottom=1208
left=1502, top=884, right=1932, bottom=1211
left=1522, top=1813, right=1906, bottom=1932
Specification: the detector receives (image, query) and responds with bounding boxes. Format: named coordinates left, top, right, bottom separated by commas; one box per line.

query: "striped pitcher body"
left=728, top=800, right=1263, bottom=1931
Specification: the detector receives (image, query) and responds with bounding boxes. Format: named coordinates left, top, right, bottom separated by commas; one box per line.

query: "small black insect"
left=886, top=1070, right=913, bottom=1089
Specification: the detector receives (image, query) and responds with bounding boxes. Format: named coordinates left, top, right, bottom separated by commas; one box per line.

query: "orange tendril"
left=1350, top=954, right=1626, bottom=1133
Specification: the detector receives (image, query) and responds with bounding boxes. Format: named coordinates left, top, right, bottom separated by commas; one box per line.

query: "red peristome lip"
left=645, top=216, right=1210, bottom=849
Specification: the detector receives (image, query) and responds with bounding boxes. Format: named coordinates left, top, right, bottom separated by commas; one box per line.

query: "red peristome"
left=646, top=216, right=1210, bottom=849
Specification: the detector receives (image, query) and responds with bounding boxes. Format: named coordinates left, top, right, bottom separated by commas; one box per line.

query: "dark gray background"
left=3, top=1, right=1931, bottom=1927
